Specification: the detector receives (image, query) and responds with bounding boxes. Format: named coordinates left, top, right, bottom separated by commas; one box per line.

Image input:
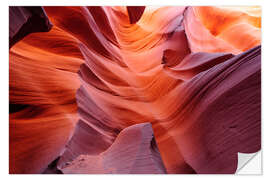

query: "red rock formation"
left=9, top=7, right=83, bottom=173
left=9, top=6, right=261, bottom=174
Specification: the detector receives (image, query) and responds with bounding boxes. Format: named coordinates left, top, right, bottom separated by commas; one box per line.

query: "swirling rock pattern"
left=9, top=6, right=261, bottom=174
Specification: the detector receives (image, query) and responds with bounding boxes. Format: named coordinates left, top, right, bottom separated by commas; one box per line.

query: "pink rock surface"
left=60, top=123, right=166, bottom=174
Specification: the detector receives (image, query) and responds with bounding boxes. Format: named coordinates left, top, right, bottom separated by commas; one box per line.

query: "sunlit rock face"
left=9, top=6, right=261, bottom=174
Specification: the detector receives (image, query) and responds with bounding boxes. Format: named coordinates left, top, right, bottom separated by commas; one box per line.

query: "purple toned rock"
left=9, top=7, right=52, bottom=48
left=60, top=123, right=167, bottom=174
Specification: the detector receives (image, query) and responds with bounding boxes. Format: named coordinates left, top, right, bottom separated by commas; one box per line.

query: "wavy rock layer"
left=9, top=6, right=261, bottom=174
left=9, top=7, right=83, bottom=173
left=61, top=123, right=166, bottom=174
left=166, top=45, right=261, bottom=173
